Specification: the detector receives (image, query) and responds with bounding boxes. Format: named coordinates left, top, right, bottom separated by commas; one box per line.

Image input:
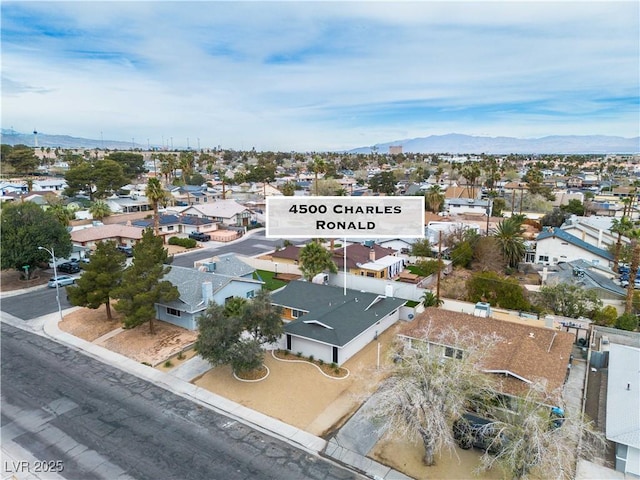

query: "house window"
left=246, top=290, right=255, bottom=299
left=444, top=346, right=463, bottom=359
left=538, top=255, right=549, bottom=263
left=366, top=272, right=375, bottom=277
left=167, top=307, right=181, bottom=317
left=291, top=308, right=304, bottom=318
left=167, top=225, right=174, bottom=231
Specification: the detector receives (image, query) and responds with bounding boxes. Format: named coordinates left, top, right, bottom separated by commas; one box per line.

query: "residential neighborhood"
left=3, top=142, right=640, bottom=480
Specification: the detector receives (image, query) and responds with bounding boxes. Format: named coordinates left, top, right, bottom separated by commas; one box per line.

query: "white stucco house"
left=534, top=228, right=613, bottom=267
left=182, top=199, right=252, bottom=227
left=606, top=344, right=640, bottom=477
left=270, top=281, right=406, bottom=365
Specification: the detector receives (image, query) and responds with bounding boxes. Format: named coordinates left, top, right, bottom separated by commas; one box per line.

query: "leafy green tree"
left=540, top=208, right=568, bottom=228
left=229, top=339, right=264, bottom=374
left=47, top=204, right=74, bottom=226
left=560, top=199, right=585, bottom=216
left=93, top=159, right=128, bottom=198
left=0, top=144, right=39, bottom=174
left=195, top=302, right=244, bottom=365
left=535, top=283, right=602, bottom=318
left=106, top=151, right=146, bottom=179
left=89, top=200, right=111, bottom=220
left=145, top=178, right=170, bottom=236
left=0, top=202, right=71, bottom=278
left=592, top=305, right=619, bottom=327
left=491, top=197, right=506, bottom=217
left=185, top=172, right=206, bottom=186
left=66, top=241, right=125, bottom=320
left=298, top=241, right=338, bottom=280
left=369, top=171, right=396, bottom=195
left=615, top=313, right=639, bottom=331
left=113, top=229, right=179, bottom=334
left=493, top=217, right=526, bottom=269
left=450, top=241, right=474, bottom=268
left=280, top=181, right=296, bottom=196
left=466, top=271, right=530, bottom=310
left=64, top=160, right=95, bottom=199
left=410, top=239, right=433, bottom=258
left=242, top=289, right=283, bottom=344
left=413, top=259, right=441, bottom=277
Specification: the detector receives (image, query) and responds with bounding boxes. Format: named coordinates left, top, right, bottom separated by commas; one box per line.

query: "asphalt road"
left=1, top=231, right=309, bottom=321
left=1, top=323, right=357, bottom=480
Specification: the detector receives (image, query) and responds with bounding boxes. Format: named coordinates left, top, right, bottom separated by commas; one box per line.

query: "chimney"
left=369, top=248, right=376, bottom=262
left=202, top=281, right=214, bottom=306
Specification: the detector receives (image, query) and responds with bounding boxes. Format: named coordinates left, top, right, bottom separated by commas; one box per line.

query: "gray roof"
left=536, top=228, right=614, bottom=261
left=163, top=265, right=261, bottom=313
left=197, top=253, right=255, bottom=277
left=549, top=260, right=626, bottom=298
left=272, top=281, right=406, bottom=347
left=606, top=344, right=640, bottom=448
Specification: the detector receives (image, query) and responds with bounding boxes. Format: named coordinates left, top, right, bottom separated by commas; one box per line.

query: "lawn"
left=255, top=269, right=287, bottom=290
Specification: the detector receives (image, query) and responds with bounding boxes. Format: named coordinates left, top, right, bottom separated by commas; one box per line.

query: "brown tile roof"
left=70, top=224, right=144, bottom=243
left=271, top=245, right=302, bottom=261
left=398, top=307, right=574, bottom=398
left=331, top=243, right=396, bottom=270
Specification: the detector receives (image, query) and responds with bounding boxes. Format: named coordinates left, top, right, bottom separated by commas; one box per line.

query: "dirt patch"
left=101, top=321, right=198, bottom=366
left=155, top=348, right=198, bottom=372
left=59, top=305, right=122, bottom=341
left=1, top=268, right=50, bottom=292
left=370, top=436, right=503, bottom=480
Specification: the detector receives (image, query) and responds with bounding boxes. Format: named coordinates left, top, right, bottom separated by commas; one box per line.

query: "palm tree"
left=493, top=217, right=526, bottom=269
left=311, top=156, right=326, bottom=196
left=420, top=291, right=443, bottom=308
left=145, top=177, right=169, bottom=236
left=89, top=200, right=111, bottom=221
left=424, top=185, right=445, bottom=213
left=48, top=204, right=73, bottom=226
left=624, top=228, right=640, bottom=314
left=611, top=216, right=634, bottom=272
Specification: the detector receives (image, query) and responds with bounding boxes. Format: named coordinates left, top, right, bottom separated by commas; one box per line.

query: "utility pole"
left=436, top=230, right=442, bottom=304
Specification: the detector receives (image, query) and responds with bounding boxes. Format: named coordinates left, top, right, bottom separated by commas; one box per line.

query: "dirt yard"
left=59, top=305, right=197, bottom=366
left=1, top=268, right=50, bottom=292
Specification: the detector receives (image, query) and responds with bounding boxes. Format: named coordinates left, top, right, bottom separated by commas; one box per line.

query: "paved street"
left=0, top=286, right=73, bottom=321
left=1, top=323, right=356, bottom=480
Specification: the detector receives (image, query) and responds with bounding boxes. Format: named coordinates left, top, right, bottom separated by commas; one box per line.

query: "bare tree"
left=366, top=325, right=500, bottom=466
left=477, top=382, right=605, bottom=480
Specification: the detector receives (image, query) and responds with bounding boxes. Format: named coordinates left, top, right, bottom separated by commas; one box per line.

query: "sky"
left=1, top=1, right=639, bottom=152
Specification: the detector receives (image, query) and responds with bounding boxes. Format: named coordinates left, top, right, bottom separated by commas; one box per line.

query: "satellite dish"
left=408, top=314, right=414, bottom=320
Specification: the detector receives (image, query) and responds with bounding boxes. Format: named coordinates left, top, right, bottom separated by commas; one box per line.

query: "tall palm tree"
left=611, top=216, right=634, bottom=272
left=146, top=177, right=169, bottom=236
left=493, top=217, right=526, bottom=269
left=624, top=227, right=640, bottom=314
left=312, top=156, right=326, bottom=196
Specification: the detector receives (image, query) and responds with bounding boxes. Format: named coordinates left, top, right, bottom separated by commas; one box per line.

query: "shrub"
left=168, top=236, right=197, bottom=248
left=164, top=360, right=173, bottom=368
left=177, top=351, right=186, bottom=360
left=616, top=313, right=639, bottom=331
left=308, top=355, right=314, bottom=362
left=296, top=351, right=303, bottom=357
left=330, top=362, right=338, bottom=370
left=318, top=359, right=324, bottom=365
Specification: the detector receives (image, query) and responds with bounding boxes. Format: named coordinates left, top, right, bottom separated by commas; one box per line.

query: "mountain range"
left=348, top=133, right=639, bottom=155
left=1, top=129, right=638, bottom=154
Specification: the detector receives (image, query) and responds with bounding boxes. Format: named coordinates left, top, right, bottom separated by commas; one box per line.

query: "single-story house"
left=398, top=308, right=574, bottom=398
left=194, top=253, right=256, bottom=279
left=542, top=260, right=625, bottom=302
left=70, top=224, right=146, bottom=249
left=131, top=214, right=216, bottom=236
left=535, top=228, right=613, bottom=267
left=271, top=281, right=406, bottom=365
left=158, top=262, right=263, bottom=330
left=182, top=199, right=252, bottom=227
left=606, top=344, right=640, bottom=477
left=332, top=243, right=405, bottom=279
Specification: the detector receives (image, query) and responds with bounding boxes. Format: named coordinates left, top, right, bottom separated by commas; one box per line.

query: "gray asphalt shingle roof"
left=272, top=281, right=406, bottom=347
left=536, top=228, right=614, bottom=261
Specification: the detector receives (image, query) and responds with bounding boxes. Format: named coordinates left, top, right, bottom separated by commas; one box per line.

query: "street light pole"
left=38, top=246, right=63, bottom=322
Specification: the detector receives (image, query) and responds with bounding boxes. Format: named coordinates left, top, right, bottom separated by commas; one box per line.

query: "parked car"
left=48, top=275, right=76, bottom=288
left=117, top=245, right=134, bottom=257
left=188, top=232, right=211, bottom=242
left=57, top=262, right=80, bottom=274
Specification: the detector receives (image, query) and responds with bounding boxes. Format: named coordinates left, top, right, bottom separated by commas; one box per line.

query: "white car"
left=48, top=275, right=75, bottom=288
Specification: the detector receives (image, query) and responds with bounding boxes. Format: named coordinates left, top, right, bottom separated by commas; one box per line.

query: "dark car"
left=188, top=232, right=211, bottom=242
left=117, top=245, right=134, bottom=257
left=57, top=262, right=80, bottom=274
left=453, top=413, right=502, bottom=452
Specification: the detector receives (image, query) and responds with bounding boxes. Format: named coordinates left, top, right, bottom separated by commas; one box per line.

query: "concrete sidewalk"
left=2, top=307, right=408, bottom=480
